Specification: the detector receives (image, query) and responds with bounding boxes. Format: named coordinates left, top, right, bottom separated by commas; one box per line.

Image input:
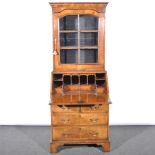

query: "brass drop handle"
left=92, top=133, right=98, bottom=137
left=53, top=38, right=59, bottom=55
left=61, top=105, right=68, bottom=110
left=89, top=132, right=98, bottom=137
left=62, top=133, right=70, bottom=137
left=91, top=104, right=100, bottom=110
left=90, top=118, right=98, bottom=123
left=61, top=118, right=70, bottom=123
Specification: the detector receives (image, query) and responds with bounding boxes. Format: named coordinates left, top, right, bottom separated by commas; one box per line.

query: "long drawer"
left=52, top=126, right=108, bottom=140
left=52, top=113, right=108, bottom=126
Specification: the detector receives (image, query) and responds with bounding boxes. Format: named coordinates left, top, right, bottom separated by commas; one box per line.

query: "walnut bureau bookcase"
left=49, top=2, right=110, bottom=153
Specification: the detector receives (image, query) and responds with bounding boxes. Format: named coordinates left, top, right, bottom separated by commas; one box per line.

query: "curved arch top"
left=57, top=10, right=101, bottom=18
left=49, top=2, right=108, bottom=13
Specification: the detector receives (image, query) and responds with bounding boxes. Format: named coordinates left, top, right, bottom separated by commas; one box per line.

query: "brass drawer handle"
left=62, top=133, right=70, bottom=138
left=89, top=118, right=98, bottom=123
left=91, top=105, right=100, bottom=110
left=61, top=118, right=70, bottom=123
left=89, top=132, right=98, bottom=137
left=92, top=133, right=98, bottom=137
left=61, top=105, right=69, bottom=110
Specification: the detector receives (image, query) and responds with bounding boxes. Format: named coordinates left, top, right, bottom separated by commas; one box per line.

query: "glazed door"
left=53, top=10, right=105, bottom=71
left=60, top=15, right=98, bottom=64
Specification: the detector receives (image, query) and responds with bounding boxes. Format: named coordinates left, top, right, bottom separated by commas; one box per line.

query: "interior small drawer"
left=52, top=95, right=70, bottom=103
left=80, top=126, right=108, bottom=140
left=87, top=95, right=107, bottom=103
left=80, top=113, right=108, bottom=125
left=81, top=104, right=108, bottom=113
left=52, top=105, right=80, bottom=113
left=52, top=113, right=79, bottom=126
left=53, top=127, right=80, bottom=140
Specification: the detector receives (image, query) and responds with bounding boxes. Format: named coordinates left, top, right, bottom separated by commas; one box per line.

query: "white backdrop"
left=0, top=0, right=155, bottom=125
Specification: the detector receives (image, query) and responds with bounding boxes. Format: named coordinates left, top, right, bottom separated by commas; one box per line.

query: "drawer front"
left=53, top=126, right=108, bottom=140
left=52, top=96, right=62, bottom=103
left=88, top=94, right=107, bottom=103
left=81, top=104, right=108, bottom=113
left=80, top=113, right=108, bottom=125
left=52, top=95, right=71, bottom=103
left=80, top=126, right=108, bottom=140
left=96, top=87, right=106, bottom=94
left=53, top=127, right=80, bottom=140
left=52, top=114, right=79, bottom=126
left=52, top=105, right=80, bottom=113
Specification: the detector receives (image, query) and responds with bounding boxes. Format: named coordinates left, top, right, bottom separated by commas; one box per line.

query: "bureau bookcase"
left=49, top=2, right=110, bottom=153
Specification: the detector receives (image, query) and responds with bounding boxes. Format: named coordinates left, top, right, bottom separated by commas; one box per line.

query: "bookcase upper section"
left=49, top=3, right=108, bottom=72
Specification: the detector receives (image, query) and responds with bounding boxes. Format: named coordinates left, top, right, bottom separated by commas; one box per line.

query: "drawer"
left=53, top=127, right=80, bottom=140
left=81, top=104, right=109, bottom=113
left=55, top=87, right=63, bottom=94
left=52, top=113, right=79, bottom=126
left=80, top=126, right=108, bottom=140
left=71, top=94, right=82, bottom=103
left=52, top=105, right=80, bottom=113
left=52, top=126, right=108, bottom=140
left=87, top=94, right=107, bottom=103
left=52, top=96, right=62, bottom=103
left=52, top=95, right=71, bottom=103
left=80, top=113, right=108, bottom=125
left=96, top=87, right=106, bottom=94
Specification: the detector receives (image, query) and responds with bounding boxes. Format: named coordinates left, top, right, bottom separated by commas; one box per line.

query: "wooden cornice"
left=49, top=2, right=108, bottom=13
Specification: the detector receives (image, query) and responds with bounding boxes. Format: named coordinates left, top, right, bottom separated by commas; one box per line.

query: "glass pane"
left=60, top=49, right=78, bottom=64
left=80, top=32, right=98, bottom=46
left=60, top=33, right=78, bottom=46
left=80, top=49, right=98, bottom=63
left=80, top=15, right=98, bottom=30
left=60, top=15, right=78, bottom=30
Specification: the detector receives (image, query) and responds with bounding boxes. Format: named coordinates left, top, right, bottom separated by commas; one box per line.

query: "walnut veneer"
left=49, top=2, right=110, bottom=153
